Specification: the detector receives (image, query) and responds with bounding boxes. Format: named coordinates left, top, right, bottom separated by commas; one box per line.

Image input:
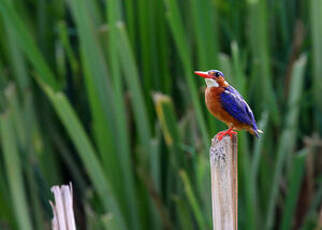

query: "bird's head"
left=194, top=70, right=228, bottom=88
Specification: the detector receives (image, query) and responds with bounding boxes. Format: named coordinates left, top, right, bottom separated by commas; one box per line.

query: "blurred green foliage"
left=0, top=0, right=321, bottom=229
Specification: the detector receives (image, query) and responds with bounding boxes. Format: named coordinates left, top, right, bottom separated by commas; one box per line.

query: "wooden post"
left=210, top=134, right=238, bottom=230
left=50, top=183, right=76, bottom=230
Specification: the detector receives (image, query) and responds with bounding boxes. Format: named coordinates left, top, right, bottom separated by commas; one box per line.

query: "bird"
left=194, top=70, right=263, bottom=140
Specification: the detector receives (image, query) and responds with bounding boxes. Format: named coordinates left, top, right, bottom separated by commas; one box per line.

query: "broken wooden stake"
left=210, top=134, right=238, bottom=230
left=50, top=183, right=76, bottom=230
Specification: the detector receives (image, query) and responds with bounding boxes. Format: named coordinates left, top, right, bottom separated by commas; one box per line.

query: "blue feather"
left=220, top=86, right=258, bottom=133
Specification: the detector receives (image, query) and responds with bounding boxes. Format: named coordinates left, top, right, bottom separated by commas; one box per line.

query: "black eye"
left=215, top=72, right=220, bottom=77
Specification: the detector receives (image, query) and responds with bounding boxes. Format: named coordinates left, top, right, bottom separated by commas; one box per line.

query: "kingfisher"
left=194, top=70, right=263, bottom=140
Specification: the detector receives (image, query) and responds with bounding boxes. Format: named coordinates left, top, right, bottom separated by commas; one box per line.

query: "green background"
left=0, top=0, right=321, bottom=229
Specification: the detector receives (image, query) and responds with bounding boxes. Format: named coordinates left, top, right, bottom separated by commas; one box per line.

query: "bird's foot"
left=216, top=128, right=237, bottom=141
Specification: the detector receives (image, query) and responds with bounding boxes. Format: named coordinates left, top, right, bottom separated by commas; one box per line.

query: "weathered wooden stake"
left=210, top=134, right=238, bottom=230
left=50, top=183, right=76, bottom=230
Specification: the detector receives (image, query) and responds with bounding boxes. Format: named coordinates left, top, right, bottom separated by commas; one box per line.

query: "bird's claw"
left=217, top=129, right=237, bottom=141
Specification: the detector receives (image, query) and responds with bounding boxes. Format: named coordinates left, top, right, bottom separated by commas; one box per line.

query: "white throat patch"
left=205, top=78, right=219, bottom=88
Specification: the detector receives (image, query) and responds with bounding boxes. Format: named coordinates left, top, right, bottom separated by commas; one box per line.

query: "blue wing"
left=220, top=86, right=258, bottom=130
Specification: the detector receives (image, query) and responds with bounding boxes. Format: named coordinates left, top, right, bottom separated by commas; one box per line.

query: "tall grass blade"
left=57, top=21, right=79, bottom=75
left=247, top=0, right=280, bottom=125
left=42, top=84, right=127, bottom=230
left=180, top=170, right=208, bottom=230
left=137, top=0, right=152, bottom=93
left=4, top=22, right=29, bottom=92
left=153, top=93, right=184, bottom=167
left=154, top=93, right=179, bottom=146
left=301, top=179, right=322, bottom=230
left=0, top=171, right=15, bottom=227
left=174, top=197, right=195, bottom=230
left=6, top=85, right=45, bottom=230
left=116, top=23, right=152, bottom=153
left=67, top=0, right=132, bottom=223
left=280, top=149, right=307, bottom=230
left=66, top=0, right=118, bottom=158
left=251, top=112, right=269, bottom=179
left=106, top=1, right=141, bottom=229
left=189, top=0, right=218, bottom=69
left=265, top=54, right=307, bottom=229
left=310, top=0, right=322, bottom=132
left=155, top=0, right=172, bottom=93
left=0, top=0, right=58, bottom=90
left=0, top=109, right=33, bottom=230
left=248, top=111, right=269, bottom=228
left=218, top=53, right=232, bottom=81
left=164, top=0, right=209, bottom=149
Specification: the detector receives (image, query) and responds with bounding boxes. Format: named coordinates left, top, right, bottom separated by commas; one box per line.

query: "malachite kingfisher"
left=194, top=70, right=263, bottom=140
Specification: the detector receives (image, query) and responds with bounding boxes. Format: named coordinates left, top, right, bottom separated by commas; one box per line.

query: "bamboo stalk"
left=210, top=134, right=238, bottom=230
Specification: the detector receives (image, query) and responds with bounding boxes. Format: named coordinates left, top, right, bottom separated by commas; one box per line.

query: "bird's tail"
left=253, top=129, right=264, bottom=137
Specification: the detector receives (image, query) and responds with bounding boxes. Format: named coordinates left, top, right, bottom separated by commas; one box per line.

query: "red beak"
left=194, top=71, right=212, bottom=78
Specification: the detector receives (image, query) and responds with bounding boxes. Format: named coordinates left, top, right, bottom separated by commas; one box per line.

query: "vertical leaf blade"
left=0, top=111, right=33, bottom=230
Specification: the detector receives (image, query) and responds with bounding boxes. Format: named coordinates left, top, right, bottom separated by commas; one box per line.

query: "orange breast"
left=205, top=87, right=250, bottom=130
